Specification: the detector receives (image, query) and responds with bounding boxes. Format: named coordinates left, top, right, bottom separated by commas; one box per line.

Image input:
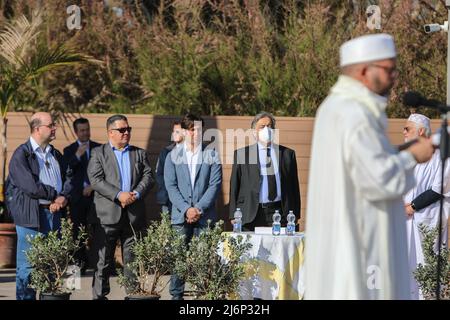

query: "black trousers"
left=69, top=196, right=93, bottom=267
left=243, top=202, right=282, bottom=231
left=91, top=212, right=139, bottom=299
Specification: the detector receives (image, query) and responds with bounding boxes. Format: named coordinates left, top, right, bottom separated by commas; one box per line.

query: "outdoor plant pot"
left=39, top=292, right=71, bottom=300
left=0, top=223, right=16, bottom=268
left=124, top=294, right=160, bottom=300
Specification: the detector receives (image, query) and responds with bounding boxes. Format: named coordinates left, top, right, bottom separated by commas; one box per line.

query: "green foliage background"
left=0, top=0, right=447, bottom=118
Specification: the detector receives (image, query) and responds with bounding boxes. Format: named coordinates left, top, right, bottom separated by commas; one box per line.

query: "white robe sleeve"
left=346, top=122, right=416, bottom=202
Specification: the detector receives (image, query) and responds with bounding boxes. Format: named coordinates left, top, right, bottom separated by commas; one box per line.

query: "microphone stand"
left=436, top=112, right=449, bottom=300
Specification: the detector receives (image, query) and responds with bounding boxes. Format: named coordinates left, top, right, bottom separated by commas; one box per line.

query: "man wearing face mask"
left=402, top=113, right=450, bottom=299
left=229, top=111, right=301, bottom=231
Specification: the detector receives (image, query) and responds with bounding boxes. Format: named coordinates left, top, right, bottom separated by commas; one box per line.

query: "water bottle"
left=272, top=210, right=281, bottom=235
left=233, top=208, right=242, bottom=233
left=287, top=210, right=296, bottom=236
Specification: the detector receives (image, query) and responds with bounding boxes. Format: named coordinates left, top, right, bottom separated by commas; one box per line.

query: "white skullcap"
left=340, top=33, right=397, bottom=67
left=408, top=113, right=431, bottom=130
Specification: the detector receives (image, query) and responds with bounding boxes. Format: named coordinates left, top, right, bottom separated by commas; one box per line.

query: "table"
left=223, top=232, right=305, bottom=300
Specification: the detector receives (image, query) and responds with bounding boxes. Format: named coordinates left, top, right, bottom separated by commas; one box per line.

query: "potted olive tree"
left=174, top=220, right=252, bottom=300
left=118, top=212, right=185, bottom=300
left=26, top=218, right=87, bottom=300
left=414, top=224, right=450, bottom=300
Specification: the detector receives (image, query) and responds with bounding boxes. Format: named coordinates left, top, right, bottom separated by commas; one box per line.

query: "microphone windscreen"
left=403, top=91, right=422, bottom=108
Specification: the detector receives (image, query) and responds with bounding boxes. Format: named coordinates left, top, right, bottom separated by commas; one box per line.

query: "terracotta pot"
left=39, top=292, right=71, bottom=300
left=0, top=223, right=16, bottom=268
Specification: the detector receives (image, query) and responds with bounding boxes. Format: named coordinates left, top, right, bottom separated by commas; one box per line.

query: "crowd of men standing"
left=6, top=111, right=301, bottom=300
left=5, top=33, right=450, bottom=300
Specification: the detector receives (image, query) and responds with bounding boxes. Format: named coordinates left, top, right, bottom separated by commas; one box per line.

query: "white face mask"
left=258, top=126, right=273, bottom=144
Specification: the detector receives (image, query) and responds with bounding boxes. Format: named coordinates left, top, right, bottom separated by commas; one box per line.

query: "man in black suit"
left=229, top=111, right=301, bottom=231
left=63, top=118, right=101, bottom=273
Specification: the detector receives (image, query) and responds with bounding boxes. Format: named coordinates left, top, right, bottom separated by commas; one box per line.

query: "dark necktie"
left=81, top=151, right=89, bottom=185
left=266, top=147, right=277, bottom=202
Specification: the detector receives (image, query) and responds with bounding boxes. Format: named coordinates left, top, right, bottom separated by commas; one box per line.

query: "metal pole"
left=447, top=2, right=450, bottom=105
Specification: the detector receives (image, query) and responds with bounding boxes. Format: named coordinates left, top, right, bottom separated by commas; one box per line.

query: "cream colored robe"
left=304, top=75, right=416, bottom=300
left=404, top=150, right=450, bottom=299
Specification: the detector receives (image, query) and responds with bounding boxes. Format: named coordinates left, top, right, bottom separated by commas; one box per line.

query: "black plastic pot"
left=125, top=294, right=160, bottom=300
left=39, top=292, right=71, bottom=300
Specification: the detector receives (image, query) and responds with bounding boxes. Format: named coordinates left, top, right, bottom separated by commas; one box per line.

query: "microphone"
left=402, top=91, right=442, bottom=109
left=402, top=91, right=450, bottom=113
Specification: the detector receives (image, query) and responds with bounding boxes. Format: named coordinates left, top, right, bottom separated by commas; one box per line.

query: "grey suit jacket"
left=87, top=143, right=154, bottom=229
left=164, top=144, right=222, bottom=226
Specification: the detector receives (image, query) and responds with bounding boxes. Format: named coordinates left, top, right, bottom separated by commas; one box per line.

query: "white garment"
left=403, top=150, right=450, bottom=299
left=185, top=143, right=201, bottom=191
left=304, top=75, right=416, bottom=300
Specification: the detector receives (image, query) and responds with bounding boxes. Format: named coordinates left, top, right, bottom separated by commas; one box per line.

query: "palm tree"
left=0, top=10, right=101, bottom=205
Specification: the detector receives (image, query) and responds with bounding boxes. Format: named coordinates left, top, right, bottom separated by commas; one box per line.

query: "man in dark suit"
left=63, top=118, right=100, bottom=273
left=155, top=120, right=183, bottom=214
left=87, top=114, right=154, bottom=300
left=6, top=112, right=73, bottom=300
left=229, top=111, right=301, bottom=231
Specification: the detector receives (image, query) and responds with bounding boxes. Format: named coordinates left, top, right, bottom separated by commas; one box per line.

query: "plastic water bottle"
left=287, top=210, right=296, bottom=236
left=233, top=208, right=242, bottom=233
left=272, top=210, right=281, bottom=235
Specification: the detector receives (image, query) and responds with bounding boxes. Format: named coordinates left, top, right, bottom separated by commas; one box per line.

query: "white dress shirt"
left=258, top=142, right=281, bottom=203
left=185, top=143, right=202, bottom=191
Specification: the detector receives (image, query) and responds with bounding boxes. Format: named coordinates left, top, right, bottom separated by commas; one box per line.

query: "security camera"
left=424, top=21, right=448, bottom=33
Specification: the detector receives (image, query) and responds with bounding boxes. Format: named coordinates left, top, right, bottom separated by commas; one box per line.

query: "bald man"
left=6, top=112, right=73, bottom=300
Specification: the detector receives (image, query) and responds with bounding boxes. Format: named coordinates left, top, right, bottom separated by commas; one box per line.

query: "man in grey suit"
left=164, top=113, right=222, bottom=300
left=88, top=114, right=154, bottom=300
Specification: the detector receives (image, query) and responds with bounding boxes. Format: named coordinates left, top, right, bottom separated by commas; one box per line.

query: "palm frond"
left=0, top=11, right=42, bottom=68
left=19, top=44, right=102, bottom=82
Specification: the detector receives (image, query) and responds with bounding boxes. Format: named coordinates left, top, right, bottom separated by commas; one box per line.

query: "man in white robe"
left=402, top=113, right=450, bottom=300
left=304, top=34, right=435, bottom=300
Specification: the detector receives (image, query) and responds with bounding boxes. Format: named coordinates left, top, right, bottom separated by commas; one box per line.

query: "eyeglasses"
left=110, top=127, right=132, bottom=134
left=39, top=123, right=57, bottom=129
left=368, top=64, right=398, bottom=76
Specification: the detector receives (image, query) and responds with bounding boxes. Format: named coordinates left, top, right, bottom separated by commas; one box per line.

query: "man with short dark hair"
left=7, top=112, right=73, bottom=300
left=155, top=120, right=183, bottom=214
left=63, top=117, right=100, bottom=273
left=88, top=114, right=154, bottom=300
left=164, top=113, right=222, bottom=300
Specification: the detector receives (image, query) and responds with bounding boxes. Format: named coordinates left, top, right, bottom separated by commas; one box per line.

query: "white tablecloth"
left=224, top=232, right=305, bottom=300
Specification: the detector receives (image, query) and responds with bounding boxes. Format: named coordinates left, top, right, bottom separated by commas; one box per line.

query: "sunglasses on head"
left=111, top=127, right=132, bottom=134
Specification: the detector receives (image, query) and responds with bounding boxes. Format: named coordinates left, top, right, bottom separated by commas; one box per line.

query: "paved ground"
left=0, top=268, right=194, bottom=300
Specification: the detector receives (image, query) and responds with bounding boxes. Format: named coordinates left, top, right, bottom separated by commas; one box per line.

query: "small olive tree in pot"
left=118, top=212, right=185, bottom=300
left=174, top=220, right=252, bottom=300
left=26, top=218, right=87, bottom=300
left=414, top=224, right=450, bottom=300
